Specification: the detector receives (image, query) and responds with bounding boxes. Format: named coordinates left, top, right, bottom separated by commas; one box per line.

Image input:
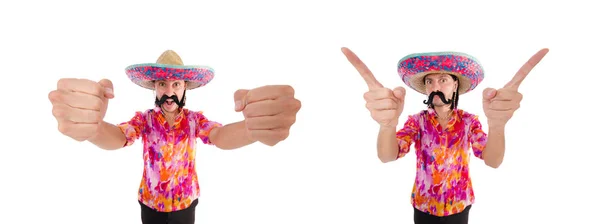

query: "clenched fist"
left=48, top=78, right=114, bottom=141
left=342, top=47, right=406, bottom=127
left=234, top=85, right=301, bottom=146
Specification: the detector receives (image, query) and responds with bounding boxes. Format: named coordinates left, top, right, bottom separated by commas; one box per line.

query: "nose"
left=430, top=82, right=441, bottom=92
left=165, top=85, right=175, bottom=95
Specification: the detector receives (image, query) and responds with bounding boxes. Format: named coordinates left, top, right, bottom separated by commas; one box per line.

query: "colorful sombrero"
left=397, top=52, right=484, bottom=95
left=125, top=50, right=215, bottom=90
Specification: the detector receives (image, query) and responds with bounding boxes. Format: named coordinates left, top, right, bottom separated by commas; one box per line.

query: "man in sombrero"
left=341, top=47, right=548, bottom=224
left=48, top=50, right=301, bottom=224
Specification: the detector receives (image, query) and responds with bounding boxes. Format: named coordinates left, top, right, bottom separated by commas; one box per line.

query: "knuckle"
left=74, top=136, right=86, bottom=142
left=57, top=78, right=67, bottom=89
left=280, top=129, right=290, bottom=139
left=385, top=88, right=394, bottom=97
left=57, top=123, right=69, bottom=134
left=363, top=91, right=372, bottom=101
left=263, top=140, right=277, bottom=146
left=376, top=88, right=391, bottom=97
left=285, top=98, right=301, bottom=112
left=234, top=89, right=247, bottom=99
left=293, top=99, right=302, bottom=110
left=281, top=85, right=295, bottom=95
left=57, top=78, right=76, bottom=90
left=52, top=106, right=64, bottom=118
left=242, top=108, right=250, bottom=118
left=285, top=116, right=296, bottom=126
left=242, top=106, right=255, bottom=118
left=48, top=91, right=58, bottom=101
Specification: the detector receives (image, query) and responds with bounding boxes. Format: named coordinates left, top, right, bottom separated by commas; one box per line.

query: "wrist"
left=487, top=120, right=506, bottom=130
left=379, top=124, right=397, bottom=132
left=87, top=121, right=105, bottom=142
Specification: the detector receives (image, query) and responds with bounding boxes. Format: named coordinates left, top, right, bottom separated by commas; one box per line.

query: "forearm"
left=209, top=121, right=256, bottom=150
left=377, top=126, right=400, bottom=163
left=483, top=123, right=506, bottom=168
left=88, top=121, right=127, bottom=150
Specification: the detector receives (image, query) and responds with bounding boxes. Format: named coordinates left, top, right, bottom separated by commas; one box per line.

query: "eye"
left=174, top=82, right=180, bottom=87
left=159, top=82, right=166, bottom=87
left=441, top=79, right=447, bottom=83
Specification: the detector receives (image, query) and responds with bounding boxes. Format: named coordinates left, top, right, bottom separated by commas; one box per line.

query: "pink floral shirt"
left=117, top=107, right=222, bottom=212
left=396, top=108, right=488, bottom=217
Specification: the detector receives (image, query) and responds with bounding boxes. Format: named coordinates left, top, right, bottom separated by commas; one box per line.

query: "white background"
left=1, top=0, right=598, bottom=223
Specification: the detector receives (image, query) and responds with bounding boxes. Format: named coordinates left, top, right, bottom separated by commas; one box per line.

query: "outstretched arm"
left=480, top=48, right=549, bottom=168
left=377, top=126, right=400, bottom=163
left=88, top=121, right=128, bottom=150
left=470, top=115, right=504, bottom=168
left=482, top=124, right=505, bottom=168
left=378, top=116, right=418, bottom=163
left=209, top=121, right=256, bottom=150
left=90, top=111, right=146, bottom=150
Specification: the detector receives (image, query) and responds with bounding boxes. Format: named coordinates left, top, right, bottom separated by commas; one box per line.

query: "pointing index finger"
left=341, top=47, right=384, bottom=90
left=504, top=48, right=549, bottom=90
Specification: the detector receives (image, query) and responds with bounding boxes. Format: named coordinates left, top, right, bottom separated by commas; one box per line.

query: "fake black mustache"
left=423, top=91, right=452, bottom=105
left=155, top=94, right=184, bottom=107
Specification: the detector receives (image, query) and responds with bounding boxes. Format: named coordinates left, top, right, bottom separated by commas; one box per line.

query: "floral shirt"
left=117, top=107, right=222, bottom=212
left=396, top=108, right=488, bottom=217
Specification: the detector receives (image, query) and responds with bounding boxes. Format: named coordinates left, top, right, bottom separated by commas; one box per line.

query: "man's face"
left=154, top=80, right=186, bottom=112
left=424, top=73, right=458, bottom=107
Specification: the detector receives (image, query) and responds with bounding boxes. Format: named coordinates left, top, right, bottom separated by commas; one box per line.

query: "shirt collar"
left=154, top=106, right=185, bottom=125
left=427, top=107, right=460, bottom=127
left=427, top=107, right=458, bottom=117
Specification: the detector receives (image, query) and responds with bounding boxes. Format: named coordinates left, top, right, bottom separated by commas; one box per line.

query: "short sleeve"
left=194, top=112, right=223, bottom=145
left=469, top=115, right=488, bottom=160
left=396, top=115, right=420, bottom=159
left=116, top=111, right=146, bottom=147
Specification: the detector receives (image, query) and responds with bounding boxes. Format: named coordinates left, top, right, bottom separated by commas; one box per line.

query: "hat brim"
left=125, top=63, right=215, bottom=90
left=397, top=52, right=484, bottom=95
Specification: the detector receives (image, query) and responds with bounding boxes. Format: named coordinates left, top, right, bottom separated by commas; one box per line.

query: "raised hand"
left=341, top=47, right=406, bottom=128
left=482, top=48, right=549, bottom=127
left=48, top=78, right=115, bottom=141
left=234, top=85, right=301, bottom=146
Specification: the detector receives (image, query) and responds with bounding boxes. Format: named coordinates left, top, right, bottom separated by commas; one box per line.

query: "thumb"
left=482, top=88, right=497, bottom=102
left=392, top=86, right=406, bottom=100
left=98, top=79, right=114, bottom=99
left=234, top=89, right=249, bottom=112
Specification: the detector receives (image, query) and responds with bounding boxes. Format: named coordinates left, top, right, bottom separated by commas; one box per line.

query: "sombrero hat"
left=125, top=50, right=215, bottom=90
left=397, top=52, right=484, bottom=95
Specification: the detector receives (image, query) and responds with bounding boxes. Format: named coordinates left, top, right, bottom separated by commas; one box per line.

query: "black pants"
left=414, top=205, right=471, bottom=224
left=139, top=199, right=198, bottom=224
